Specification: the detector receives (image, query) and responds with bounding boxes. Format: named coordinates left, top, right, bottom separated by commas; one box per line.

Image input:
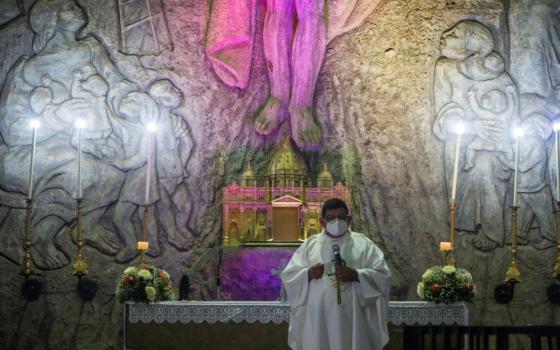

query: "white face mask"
left=326, top=218, right=348, bottom=237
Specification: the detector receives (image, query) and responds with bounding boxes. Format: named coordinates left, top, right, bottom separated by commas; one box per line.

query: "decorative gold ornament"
left=505, top=206, right=521, bottom=283
left=21, top=199, right=34, bottom=276
left=446, top=202, right=457, bottom=267
left=553, top=202, right=560, bottom=279
left=317, top=163, right=334, bottom=188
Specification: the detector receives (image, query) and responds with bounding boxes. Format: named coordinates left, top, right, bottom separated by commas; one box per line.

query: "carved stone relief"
left=509, top=0, right=560, bottom=98
left=206, top=0, right=383, bottom=148
left=508, top=0, right=560, bottom=249
left=0, top=0, right=192, bottom=270
left=433, top=19, right=557, bottom=251
left=0, top=0, right=22, bottom=26
left=117, top=0, right=173, bottom=55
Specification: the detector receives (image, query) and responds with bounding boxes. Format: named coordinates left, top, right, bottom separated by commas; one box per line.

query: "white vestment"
left=281, top=231, right=390, bottom=350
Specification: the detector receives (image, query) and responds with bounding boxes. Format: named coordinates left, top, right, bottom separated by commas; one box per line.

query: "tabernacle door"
left=271, top=195, right=301, bottom=241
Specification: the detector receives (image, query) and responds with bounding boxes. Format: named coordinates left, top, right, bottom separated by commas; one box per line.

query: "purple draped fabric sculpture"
left=206, top=0, right=382, bottom=148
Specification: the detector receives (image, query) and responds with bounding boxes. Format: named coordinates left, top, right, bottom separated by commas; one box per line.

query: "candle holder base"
left=73, top=255, right=89, bottom=276
left=137, top=249, right=147, bottom=266
left=441, top=250, right=456, bottom=267
left=553, top=259, right=560, bottom=279
left=505, top=261, right=521, bottom=284
left=21, top=253, right=34, bottom=277
left=21, top=198, right=34, bottom=276
left=21, top=275, right=42, bottom=301
left=494, top=281, right=516, bottom=304
left=546, top=280, right=560, bottom=304
left=73, top=198, right=88, bottom=276
left=77, top=275, right=97, bottom=301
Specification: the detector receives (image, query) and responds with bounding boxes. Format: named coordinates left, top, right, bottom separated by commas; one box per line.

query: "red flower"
left=159, top=271, right=167, bottom=280
left=431, top=284, right=442, bottom=294
left=124, top=276, right=134, bottom=284
left=465, top=283, right=475, bottom=291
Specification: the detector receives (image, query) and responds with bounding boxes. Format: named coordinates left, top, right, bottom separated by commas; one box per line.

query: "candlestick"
left=27, top=120, right=40, bottom=200
left=512, top=128, right=523, bottom=207
left=73, top=198, right=88, bottom=276
left=554, top=201, right=560, bottom=279
left=139, top=121, right=156, bottom=265
left=144, top=122, right=157, bottom=205
left=78, top=127, right=82, bottom=199
left=448, top=203, right=456, bottom=247
left=553, top=123, right=560, bottom=279
left=75, top=119, right=86, bottom=199
left=138, top=204, right=150, bottom=266
left=21, top=199, right=34, bottom=276
left=450, top=123, right=465, bottom=203
left=137, top=236, right=149, bottom=266
left=554, top=122, right=560, bottom=201
left=505, top=206, right=521, bottom=283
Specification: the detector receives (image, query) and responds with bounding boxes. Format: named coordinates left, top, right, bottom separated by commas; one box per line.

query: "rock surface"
left=1, top=0, right=559, bottom=349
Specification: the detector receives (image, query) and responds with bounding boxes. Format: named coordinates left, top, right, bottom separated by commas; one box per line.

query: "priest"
left=281, top=198, right=390, bottom=350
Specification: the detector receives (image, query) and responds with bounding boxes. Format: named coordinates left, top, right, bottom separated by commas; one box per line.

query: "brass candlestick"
left=73, top=198, right=88, bottom=276
left=447, top=203, right=457, bottom=266
left=553, top=201, right=560, bottom=279
left=505, top=206, right=521, bottom=283
left=21, top=198, right=34, bottom=276
left=20, top=198, right=43, bottom=301
left=138, top=247, right=147, bottom=266
left=441, top=249, right=454, bottom=266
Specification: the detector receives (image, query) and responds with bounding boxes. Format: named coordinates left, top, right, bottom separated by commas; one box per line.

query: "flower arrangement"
left=116, top=264, right=176, bottom=303
left=417, top=265, right=476, bottom=304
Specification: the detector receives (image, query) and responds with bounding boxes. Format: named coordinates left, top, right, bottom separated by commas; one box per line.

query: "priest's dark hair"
left=321, top=198, right=349, bottom=218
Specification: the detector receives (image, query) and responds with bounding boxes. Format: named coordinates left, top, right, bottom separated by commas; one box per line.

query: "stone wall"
left=0, top=0, right=559, bottom=348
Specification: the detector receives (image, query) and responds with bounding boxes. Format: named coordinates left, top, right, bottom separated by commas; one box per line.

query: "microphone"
left=332, top=244, right=343, bottom=267
left=332, top=244, right=342, bottom=305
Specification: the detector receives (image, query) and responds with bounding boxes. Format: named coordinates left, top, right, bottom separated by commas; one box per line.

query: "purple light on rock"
left=220, top=247, right=296, bottom=301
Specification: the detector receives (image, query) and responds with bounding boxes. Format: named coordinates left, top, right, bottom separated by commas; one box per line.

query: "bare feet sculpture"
left=207, top=0, right=383, bottom=148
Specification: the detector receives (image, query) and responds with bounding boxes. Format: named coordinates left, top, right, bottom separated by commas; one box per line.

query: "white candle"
left=75, top=120, right=86, bottom=199
left=77, top=127, right=82, bottom=199
left=450, top=124, right=465, bottom=203
left=554, top=123, right=560, bottom=201
left=144, top=122, right=157, bottom=205
left=512, top=128, right=523, bottom=207
left=27, top=120, right=40, bottom=200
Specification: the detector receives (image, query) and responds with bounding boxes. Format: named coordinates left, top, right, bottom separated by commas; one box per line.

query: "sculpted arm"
left=0, top=61, right=65, bottom=145
left=86, top=39, right=135, bottom=109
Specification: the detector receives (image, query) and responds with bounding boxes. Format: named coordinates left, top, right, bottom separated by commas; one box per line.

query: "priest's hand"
left=308, top=263, right=324, bottom=280
left=335, top=266, right=359, bottom=282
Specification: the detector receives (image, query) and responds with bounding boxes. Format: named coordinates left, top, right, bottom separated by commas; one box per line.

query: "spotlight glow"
left=146, top=122, right=158, bottom=132
left=29, top=119, right=41, bottom=129
left=513, top=127, right=524, bottom=138
left=455, top=123, right=466, bottom=135
left=553, top=122, right=560, bottom=132
left=75, top=119, right=86, bottom=129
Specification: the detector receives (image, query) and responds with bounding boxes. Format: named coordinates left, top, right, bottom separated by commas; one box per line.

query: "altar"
left=124, top=301, right=469, bottom=350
